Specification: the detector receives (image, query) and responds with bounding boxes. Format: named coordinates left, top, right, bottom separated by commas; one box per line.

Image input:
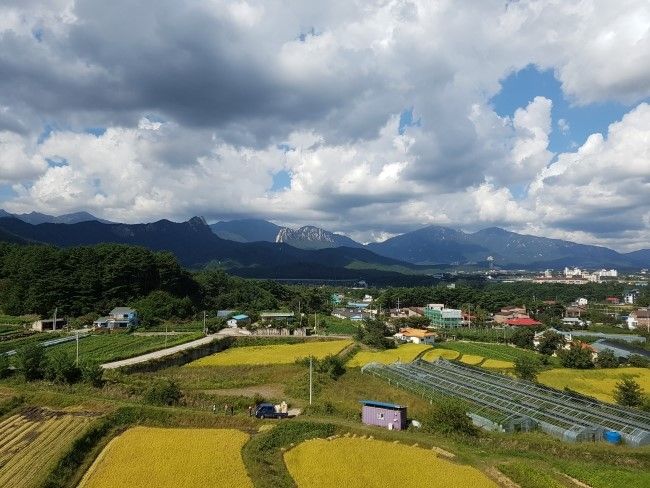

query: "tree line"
left=0, top=243, right=332, bottom=326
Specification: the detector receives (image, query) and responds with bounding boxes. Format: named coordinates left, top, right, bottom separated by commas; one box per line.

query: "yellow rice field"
left=189, top=340, right=352, bottom=366
left=538, top=367, right=650, bottom=403
left=481, top=359, right=515, bottom=369
left=458, top=354, right=484, bottom=365
left=0, top=407, right=97, bottom=488
left=421, top=349, right=460, bottom=361
left=284, top=437, right=498, bottom=488
left=78, top=427, right=252, bottom=488
left=346, top=343, right=432, bottom=367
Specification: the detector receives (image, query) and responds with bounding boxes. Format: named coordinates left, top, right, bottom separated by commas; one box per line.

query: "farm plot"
left=284, top=437, right=498, bottom=488
left=421, top=349, right=460, bottom=361
left=346, top=343, right=432, bottom=367
left=481, top=359, right=515, bottom=369
left=53, top=332, right=202, bottom=363
left=79, top=427, right=252, bottom=488
left=0, top=407, right=98, bottom=488
left=189, top=340, right=352, bottom=367
left=538, top=367, right=650, bottom=403
left=0, top=332, right=65, bottom=355
left=437, top=342, right=539, bottom=362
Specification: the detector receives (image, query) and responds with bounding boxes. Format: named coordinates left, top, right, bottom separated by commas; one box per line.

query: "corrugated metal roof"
left=360, top=400, right=405, bottom=410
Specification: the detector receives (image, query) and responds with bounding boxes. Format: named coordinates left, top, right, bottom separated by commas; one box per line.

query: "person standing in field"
left=224, top=403, right=229, bottom=415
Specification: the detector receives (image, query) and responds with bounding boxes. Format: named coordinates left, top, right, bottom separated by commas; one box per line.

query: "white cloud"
left=0, top=1, right=649, bottom=251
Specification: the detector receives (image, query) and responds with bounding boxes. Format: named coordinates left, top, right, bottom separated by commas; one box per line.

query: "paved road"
left=101, top=334, right=220, bottom=369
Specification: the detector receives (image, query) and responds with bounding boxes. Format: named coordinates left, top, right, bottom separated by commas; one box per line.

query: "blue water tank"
left=604, top=430, right=622, bottom=444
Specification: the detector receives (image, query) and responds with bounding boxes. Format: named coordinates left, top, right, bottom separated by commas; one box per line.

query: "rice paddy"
left=0, top=407, right=98, bottom=488
left=421, top=349, right=460, bottom=361
left=537, top=367, right=650, bottom=403
left=78, top=427, right=253, bottom=488
left=284, top=437, right=498, bottom=487
left=188, top=340, right=352, bottom=366
left=346, top=343, right=432, bottom=367
left=458, top=354, right=484, bottom=365
left=481, top=359, right=515, bottom=369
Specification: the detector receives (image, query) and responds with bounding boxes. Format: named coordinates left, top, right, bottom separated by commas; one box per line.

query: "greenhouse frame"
left=361, top=359, right=650, bottom=447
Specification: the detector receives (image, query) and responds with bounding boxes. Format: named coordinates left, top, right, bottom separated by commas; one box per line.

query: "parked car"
left=254, top=403, right=288, bottom=419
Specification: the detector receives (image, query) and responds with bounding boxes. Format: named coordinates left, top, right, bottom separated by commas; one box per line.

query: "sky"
left=0, top=0, right=649, bottom=251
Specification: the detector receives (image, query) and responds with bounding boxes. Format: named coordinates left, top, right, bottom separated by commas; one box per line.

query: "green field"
left=435, top=341, right=541, bottom=362
left=538, top=367, right=650, bottom=403
left=53, top=332, right=203, bottom=363
left=0, top=333, right=66, bottom=355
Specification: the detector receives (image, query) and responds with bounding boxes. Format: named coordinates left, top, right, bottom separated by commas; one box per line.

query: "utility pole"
left=203, top=310, right=207, bottom=335
left=298, top=301, right=302, bottom=327
left=165, top=320, right=168, bottom=348
left=75, top=329, right=79, bottom=366
left=309, top=357, right=313, bottom=405
left=53, top=307, right=58, bottom=331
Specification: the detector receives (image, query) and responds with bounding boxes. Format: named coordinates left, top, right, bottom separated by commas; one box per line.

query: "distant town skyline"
left=0, top=1, right=648, bottom=251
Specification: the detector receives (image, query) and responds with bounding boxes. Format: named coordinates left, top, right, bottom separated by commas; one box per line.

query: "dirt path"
left=199, top=384, right=286, bottom=399
left=101, top=334, right=220, bottom=369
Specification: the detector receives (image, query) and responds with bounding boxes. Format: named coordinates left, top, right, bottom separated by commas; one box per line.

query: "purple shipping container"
left=360, top=400, right=407, bottom=431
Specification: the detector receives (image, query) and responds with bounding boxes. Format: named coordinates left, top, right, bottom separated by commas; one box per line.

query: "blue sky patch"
left=490, top=64, right=641, bottom=153
left=85, top=127, right=107, bottom=136
left=398, top=107, right=420, bottom=135
left=271, top=170, right=292, bottom=191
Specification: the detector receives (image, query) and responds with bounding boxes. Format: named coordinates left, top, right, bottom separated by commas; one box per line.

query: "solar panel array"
left=362, top=359, right=650, bottom=446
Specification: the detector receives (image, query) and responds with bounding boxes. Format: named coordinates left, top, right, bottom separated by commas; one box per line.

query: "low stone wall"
left=119, top=336, right=235, bottom=373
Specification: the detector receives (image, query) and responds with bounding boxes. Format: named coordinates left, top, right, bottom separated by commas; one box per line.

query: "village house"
left=226, top=314, right=251, bottom=328
left=627, top=309, right=650, bottom=331
left=93, top=307, right=138, bottom=329
left=492, top=306, right=528, bottom=324
left=393, top=327, right=437, bottom=345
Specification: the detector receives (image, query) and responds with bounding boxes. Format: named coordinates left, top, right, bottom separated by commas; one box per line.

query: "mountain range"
left=0, top=216, right=428, bottom=281
left=0, top=212, right=647, bottom=274
left=0, top=209, right=112, bottom=225
left=207, top=218, right=648, bottom=268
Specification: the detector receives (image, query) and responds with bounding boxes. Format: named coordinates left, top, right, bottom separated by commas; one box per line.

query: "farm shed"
left=31, top=318, right=67, bottom=332
left=362, top=359, right=650, bottom=446
left=360, top=400, right=407, bottom=431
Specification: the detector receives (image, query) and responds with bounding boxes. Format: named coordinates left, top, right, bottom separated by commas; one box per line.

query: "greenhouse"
left=362, top=359, right=650, bottom=447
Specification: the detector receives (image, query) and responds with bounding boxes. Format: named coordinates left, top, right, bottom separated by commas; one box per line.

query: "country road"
left=101, top=334, right=221, bottom=369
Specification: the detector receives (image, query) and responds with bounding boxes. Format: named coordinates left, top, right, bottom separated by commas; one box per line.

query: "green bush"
left=422, top=398, right=478, bottom=436
left=594, top=350, right=619, bottom=368
left=558, top=342, right=594, bottom=369
left=0, top=354, right=12, bottom=379
left=627, top=354, right=649, bottom=368
left=613, top=377, right=644, bottom=407
left=144, top=379, right=182, bottom=406
left=16, top=343, right=47, bottom=381
left=511, top=328, right=535, bottom=349
left=513, top=356, right=541, bottom=381
left=44, top=350, right=82, bottom=384
left=80, top=360, right=104, bottom=387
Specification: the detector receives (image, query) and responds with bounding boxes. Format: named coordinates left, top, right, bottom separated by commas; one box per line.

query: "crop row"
left=53, top=333, right=202, bottom=363
left=0, top=411, right=94, bottom=488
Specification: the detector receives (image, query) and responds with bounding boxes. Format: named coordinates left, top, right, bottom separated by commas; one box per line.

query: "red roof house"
left=505, top=317, right=542, bottom=327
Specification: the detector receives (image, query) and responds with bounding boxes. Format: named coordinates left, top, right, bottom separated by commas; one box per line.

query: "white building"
left=576, top=298, right=588, bottom=307
left=597, top=269, right=618, bottom=278
left=564, top=267, right=582, bottom=277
